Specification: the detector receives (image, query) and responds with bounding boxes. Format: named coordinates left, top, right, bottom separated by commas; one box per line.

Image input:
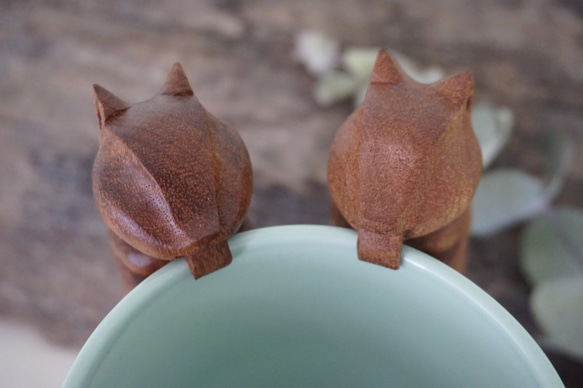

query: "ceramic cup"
left=63, top=225, right=562, bottom=387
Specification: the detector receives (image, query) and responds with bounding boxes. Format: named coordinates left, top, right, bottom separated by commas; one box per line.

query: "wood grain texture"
left=92, top=63, right=253, bottom=284
left=328, top=50, right=482, bottom=271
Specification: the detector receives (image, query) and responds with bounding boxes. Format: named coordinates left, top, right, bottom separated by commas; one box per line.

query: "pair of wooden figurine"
left=92, top=50, right=482, bottom=288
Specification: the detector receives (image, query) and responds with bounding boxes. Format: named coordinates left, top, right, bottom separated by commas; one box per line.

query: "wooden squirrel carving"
left=328, top=50, right=482, bottom=272
left=92, top=63, right=253, bottom=286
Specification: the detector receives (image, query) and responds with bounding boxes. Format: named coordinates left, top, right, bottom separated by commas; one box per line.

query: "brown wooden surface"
left=328, top=50, right=481, bottom=270
left=1, top=0, right=582, bottom=384
left=93, top=63, right=252, bottom=282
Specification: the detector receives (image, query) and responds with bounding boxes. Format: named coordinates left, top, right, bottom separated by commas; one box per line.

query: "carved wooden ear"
left=431, top=71, right=474, bottom=109
left=370, top=49, right=405, bottom=85
left=93, top=84, right=130, bottom=129
left=161, top=63, right=194, bottom=97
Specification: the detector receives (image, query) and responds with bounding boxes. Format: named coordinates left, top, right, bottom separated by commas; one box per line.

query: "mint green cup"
left=63, top=225, right=562, bottom=387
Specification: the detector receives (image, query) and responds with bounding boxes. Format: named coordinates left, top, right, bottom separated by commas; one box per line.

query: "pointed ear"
left=431, top=71, right=474, bottom=109
left=370, top=49, right=405, bottom=85
left=93, top=84, right=130, bottom=129
left=161, top=63, right=194, bottom=97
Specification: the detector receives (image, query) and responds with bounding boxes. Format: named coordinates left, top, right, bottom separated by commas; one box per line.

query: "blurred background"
left=1, top=0, right=582, bottom=386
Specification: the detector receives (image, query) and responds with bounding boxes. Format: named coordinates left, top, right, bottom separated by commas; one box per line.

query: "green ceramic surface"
left=63, top=225, right=563, bottom=387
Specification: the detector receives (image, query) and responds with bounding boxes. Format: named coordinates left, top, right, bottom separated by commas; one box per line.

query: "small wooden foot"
left=330, top=201, right=351, bottom=228
left=107, top=229, right=169, bottom=290
left=237, top=217, right=253, bottom=232
left=407, top=208, right=472, bottom=273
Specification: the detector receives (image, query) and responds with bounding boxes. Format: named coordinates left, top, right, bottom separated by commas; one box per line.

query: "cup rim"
left=64, top=225, right=562, bottom=387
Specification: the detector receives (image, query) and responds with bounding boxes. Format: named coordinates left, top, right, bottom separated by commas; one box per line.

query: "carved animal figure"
left=92, top=63, right=252, bottom=286
left=327, top=50, right=482, bottom=272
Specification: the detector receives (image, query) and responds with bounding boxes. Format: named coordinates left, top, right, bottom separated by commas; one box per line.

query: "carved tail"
left=185, top=239, right=232, bottom=279
left=357, top=229, right=403, bottom=269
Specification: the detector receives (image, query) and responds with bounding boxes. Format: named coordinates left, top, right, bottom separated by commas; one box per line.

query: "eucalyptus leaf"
left=294, top=31, right=340, bottom=76
left=470, top=169, right=547, bottom=236
left=353, top=83, right=369, bottom=107
left=314, top=71, right=359, bottom=107
left=391, top=50, right=444, bottom=84
left=471, top=104, right=514, bottom=168
left=531, top=277, right=583, bottom=361
left=342, top=47, right=445, bottom=85
left=407, top=66, right=445, bottom=84
left=341, top=47, right=379, bottom=80
left=521, top=207, right=583, bottom=285
left=542, top=131, right=571, bottom=202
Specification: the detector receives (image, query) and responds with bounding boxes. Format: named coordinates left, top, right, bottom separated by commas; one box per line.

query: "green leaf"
left=342, top=47, right=445, bottom=84
left=471, top=104, right=514, bottom=168
left=531, top=277, right=583, bottom=361
left=521, top=208, right=583, bottom=285
left=341, top=47, right=379, bottom=80
left=391, top=51, right=444, bottom=84
left=470, top=169, right=547, bottom=236
left=542, top=131, right=571, bottom=202
left=294, top=31, right=340, bottom=76
left=353, top=83, right=369, bottom=107
left=313, top=71, right=360, bottom=107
